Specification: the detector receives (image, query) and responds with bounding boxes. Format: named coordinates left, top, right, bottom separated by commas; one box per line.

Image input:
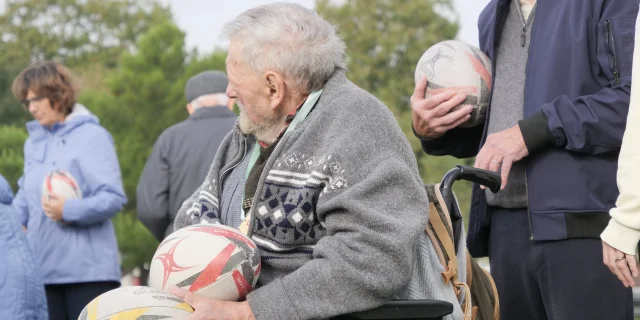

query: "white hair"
left=221, top=2, right=347, bottom=92
left=191, top=93, right=229, bottom=109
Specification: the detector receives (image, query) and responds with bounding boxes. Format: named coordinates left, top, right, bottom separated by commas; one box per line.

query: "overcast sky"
left=162, top=0, right=491, bottom=52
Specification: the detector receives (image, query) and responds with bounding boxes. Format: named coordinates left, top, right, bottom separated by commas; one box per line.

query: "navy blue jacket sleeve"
left=416, top=125, right=482, bottom=159
left=521, top=1, right=638, bottom=155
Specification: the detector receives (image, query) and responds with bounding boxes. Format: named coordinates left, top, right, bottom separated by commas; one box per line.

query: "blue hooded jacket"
left=14, top=104, right=126, bottom=284
left=419, top=0, right=639, bottom=256
left=0, top=174, right=48, bottom=319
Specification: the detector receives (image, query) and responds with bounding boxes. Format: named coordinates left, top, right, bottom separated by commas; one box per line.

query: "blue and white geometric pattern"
left=251, top=153, right=349, bottom=252
left=185, top=178, right=220, bottom=224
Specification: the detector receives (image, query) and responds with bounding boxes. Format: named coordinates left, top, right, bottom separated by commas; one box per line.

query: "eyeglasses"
left=22, top=96, right=46, bottom=108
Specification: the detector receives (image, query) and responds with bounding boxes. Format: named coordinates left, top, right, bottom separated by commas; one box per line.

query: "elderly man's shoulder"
left=322, top=77, right=403, bottom=136
left=341, top=82, right=389, bottom=109
left=150, top=117, right=198, bottom=147
left=323, top=74, right=394, bottom=115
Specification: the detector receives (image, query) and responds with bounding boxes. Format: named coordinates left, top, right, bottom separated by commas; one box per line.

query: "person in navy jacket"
left=411, top=1, right=639, bottom=319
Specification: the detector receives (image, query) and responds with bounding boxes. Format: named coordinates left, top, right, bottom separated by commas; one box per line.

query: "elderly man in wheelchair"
left=169, top=3, right=499, bottom=320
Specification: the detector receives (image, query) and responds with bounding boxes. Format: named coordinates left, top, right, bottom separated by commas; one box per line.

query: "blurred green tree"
left=0, top=1, right=230, bottom=274
left=81, top=22, right=228, bottom=271
left=0, top=125, right=28, bottom=192
left=0, top=0, right=173, bottom=125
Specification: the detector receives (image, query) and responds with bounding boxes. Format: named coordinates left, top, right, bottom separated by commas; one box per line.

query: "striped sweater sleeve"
left=601, top=9, right=640, bottom=255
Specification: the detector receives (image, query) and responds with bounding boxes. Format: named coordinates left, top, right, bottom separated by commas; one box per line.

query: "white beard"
left=237, top=100, right=286, bottom=145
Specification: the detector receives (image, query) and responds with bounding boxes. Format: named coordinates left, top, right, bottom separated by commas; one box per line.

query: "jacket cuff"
left=62, top=199, right=85, bottom=223
left=518, top=111, right=556, bottom=154
left=601, top=219, right=640, bottom=256
left=413, top=125, right=451, bottom=156
left=246, top=279, right=299, bottom=320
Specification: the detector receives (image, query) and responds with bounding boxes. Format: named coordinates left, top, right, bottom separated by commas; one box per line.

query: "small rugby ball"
left=415, top=40, right=493, bottom=128
left=149, top=224, right=261, bottom=301
left=42, top=169, right=82, bottom=200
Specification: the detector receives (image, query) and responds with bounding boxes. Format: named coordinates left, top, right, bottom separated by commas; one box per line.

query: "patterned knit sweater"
left=174, top=69, right=464, bottom=320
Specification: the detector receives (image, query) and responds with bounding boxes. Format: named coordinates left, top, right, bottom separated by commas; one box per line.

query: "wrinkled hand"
left=170, top=286, right=256, bottom=320
left=411, top=75, right=472, bottom=139
left=474, top=125, right=529, bottom=189
left=603, top=241, right=638, bottom=288
left=42, top=194, right=65, bottom=222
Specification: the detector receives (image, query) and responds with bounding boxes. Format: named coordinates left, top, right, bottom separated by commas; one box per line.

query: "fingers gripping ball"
left=414, top=40, right=493, bottom=128
left=149, top=224, right=261, bottom=301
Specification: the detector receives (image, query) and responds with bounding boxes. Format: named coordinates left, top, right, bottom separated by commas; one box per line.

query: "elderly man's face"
left=226, top=41, right=286, bottom=142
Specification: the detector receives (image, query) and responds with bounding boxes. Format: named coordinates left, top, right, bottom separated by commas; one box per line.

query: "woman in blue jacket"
left=0, top=174, right=48, bottom=320
left=12, top=61, right=126, bottom=320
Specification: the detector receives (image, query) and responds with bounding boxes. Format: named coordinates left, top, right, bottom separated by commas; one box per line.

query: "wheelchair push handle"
left=440, top=165, right=501, bottom=193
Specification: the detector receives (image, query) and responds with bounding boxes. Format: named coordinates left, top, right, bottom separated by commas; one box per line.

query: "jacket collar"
left=26, top=104, right=99, bottom=141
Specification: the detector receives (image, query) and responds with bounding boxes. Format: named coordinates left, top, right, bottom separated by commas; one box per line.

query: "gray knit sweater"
left=485, top=1, right=536, bottom=208
left=174, top=69, right=465, bottom=320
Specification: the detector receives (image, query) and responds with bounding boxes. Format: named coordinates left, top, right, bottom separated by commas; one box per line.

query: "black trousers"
left=45, top=281, right=120, bottom=320
left=489, top=207, right=633, bottom=320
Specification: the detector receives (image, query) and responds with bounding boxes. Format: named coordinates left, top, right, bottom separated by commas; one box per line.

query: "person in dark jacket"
left=411, top=1, right=638, bottom=319
left=137, top=70, right=237, bottom=241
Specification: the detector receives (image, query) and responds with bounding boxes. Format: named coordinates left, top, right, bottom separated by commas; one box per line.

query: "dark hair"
left=12, top=61, right=77, bottom=116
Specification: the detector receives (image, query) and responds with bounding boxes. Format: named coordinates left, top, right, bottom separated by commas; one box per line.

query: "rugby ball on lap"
left=149, top=224, right=261, bottom=301
left=77, top=286, right=194, bottom=320
left=42, top=169, right=82, bottom=200
left=414, top=40, right=493, bottom=128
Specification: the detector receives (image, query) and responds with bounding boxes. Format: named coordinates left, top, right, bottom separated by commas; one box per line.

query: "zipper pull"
left=521, top=27, right=527, bottom=47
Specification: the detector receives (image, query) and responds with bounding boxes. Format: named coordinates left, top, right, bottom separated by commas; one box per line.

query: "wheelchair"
left=337, top=165, right=501, bottom=320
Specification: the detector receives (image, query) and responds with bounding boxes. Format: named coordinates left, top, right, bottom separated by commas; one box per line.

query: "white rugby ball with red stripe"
left=414, top=40, right=493, bottom=128
left=42, top=169, right=82, bottom=200
left=149, top=224, right=261, bottom=301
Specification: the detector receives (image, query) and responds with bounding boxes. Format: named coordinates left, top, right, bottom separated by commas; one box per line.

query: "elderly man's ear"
left=186, top=103, right=194, bottom=115
left=265, top=72, right=285, bottom=110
